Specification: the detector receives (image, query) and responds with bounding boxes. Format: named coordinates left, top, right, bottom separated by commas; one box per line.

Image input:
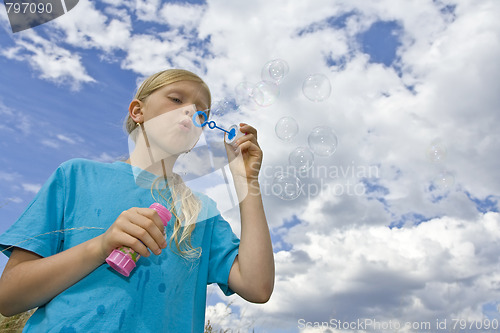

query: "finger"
left=121, top=221, right=164, bottom=256
left=236, top=141, right=263, bottom=162
left=119, top=232, right=151, bottom=258
left=135, top=207, right=167, bottom=233
left=234, top=133, right=258, bottom=148
left=127, top=210, right=167, bottom=251
left=239, top=123, right=257, bottom=138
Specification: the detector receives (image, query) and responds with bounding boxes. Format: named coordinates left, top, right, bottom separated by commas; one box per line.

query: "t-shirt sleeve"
left=0, top=165, right=66, bottom=258
left=207, top=214, right=240, bottom=296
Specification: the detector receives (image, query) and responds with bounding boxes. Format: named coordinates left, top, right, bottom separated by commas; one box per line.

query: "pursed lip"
left=179, top=118, right=192, bottom=131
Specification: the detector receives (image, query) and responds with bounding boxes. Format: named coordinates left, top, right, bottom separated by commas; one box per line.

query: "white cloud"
left=221, top=212, right=500, bottom=331
left=0, top=99, right=33, bottom=135
left=1, top=30, right=95, bottom=90
left=90, top=152, right=122, bottom=163
left=159, top=3, right=206, bottom=31
left=194, top=0, right=500, bottom=331
left=56, top=134, right=76, bottom=144
left=205, top=302, right=255, bottom=333
left=21, top=183, right=42, bottom=194
left=52, top=0, right=132, bottom=52
left=0, top=171, right=21, bottom=182
left=2, top=0, right=500, bottom=331
left=120, top=34, right=179, bottom=75
left=41, top=139, right=60, bottom=149
left=134, top=0, right=161, bottom=22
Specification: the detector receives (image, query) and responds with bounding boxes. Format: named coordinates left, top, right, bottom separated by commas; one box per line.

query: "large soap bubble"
left=211, top=99, right=235, bottom=117
left=261, top=59, right=289, bottom=84
left=289, top=147, right=314, bottom=174
left=252, top=81, right=280, bottom=107
left=302, top=74, right=331, bottom=102
left=272, top=172, right=302, bottom=200
left=308, top=126, right=338, bottom=156
left=235, top=82, right=258, bottom=110
left=275, top=116, right=299, bottom=142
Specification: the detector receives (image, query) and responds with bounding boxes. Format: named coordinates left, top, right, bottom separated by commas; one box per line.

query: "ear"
left=129, top=99, right=144, bottom=124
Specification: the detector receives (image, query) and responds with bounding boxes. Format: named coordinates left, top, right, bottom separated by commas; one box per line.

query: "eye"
left=169, top=96, right=182, bottom=104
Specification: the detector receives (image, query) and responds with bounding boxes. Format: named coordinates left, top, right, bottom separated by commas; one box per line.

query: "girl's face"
left=142, top=80, right=210, bottom=123
left=139, top=80, right=210, bottom=157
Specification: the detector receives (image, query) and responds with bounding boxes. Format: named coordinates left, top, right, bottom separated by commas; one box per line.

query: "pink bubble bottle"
left=106, top=203, right=171, bottom=277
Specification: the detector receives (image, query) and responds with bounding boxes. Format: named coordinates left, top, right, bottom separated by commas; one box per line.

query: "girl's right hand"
left=96, top=207, right=168, bottom=262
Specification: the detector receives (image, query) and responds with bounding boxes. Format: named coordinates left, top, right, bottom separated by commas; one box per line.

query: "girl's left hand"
left=225, top=123, right=263, bottom=182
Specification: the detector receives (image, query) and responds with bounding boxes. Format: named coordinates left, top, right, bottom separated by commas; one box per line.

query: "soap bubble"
left=308, top=126, right=338, bottom=156
left=252, top=81, right=280, bottom=107
left=302, top=74, right=331, bottom=102
left=211, top=99, right=235, bottom=117
left=289, top=147, right=314, bottom=174
left=433, top=171, right=455, bottom=190
left=261, top=59, right=289, bottom=84
left=426, top=140, right=447, bottom=163
left=275, top=116, right=299, bottom=141
left=272, top=172, right=302, bottom=200
left=235, top=82, right=258, bottom=110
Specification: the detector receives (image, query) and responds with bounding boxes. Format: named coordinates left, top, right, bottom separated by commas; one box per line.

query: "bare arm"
left=0, top=238, right=104, bottom=317
left=0, top=207, right=167, bottom=317
left=228, top=180, right=275, bottom=303
left=226, top=124, right=275, bottom=303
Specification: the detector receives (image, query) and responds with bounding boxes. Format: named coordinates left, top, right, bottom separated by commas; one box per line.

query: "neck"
left=125, top=125, right=180, bottom=178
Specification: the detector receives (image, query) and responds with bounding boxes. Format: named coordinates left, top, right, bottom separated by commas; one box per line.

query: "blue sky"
left=1, top=0, right=500, bottom=332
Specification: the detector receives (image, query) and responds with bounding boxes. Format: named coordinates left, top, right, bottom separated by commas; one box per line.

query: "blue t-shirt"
left=0, top=159, right=240, bottom=333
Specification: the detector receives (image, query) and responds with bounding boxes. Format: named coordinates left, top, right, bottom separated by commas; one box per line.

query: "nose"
left=184, top=104, right=196, bottom=117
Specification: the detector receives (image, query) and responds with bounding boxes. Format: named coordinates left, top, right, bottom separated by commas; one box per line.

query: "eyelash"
left=169, top=96, right=207, bottom=116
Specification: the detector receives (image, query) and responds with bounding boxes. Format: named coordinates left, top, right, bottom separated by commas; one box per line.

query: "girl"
left=0, top=69, right=274, bottom=332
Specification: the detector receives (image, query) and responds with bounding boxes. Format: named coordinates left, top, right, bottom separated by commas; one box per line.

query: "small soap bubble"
left=252, top=81, right=280, bottom=107
left=433, top=171, right=455, bottom=190
left=235, top=82, right=258, bottom=110
left=261, top=59, right=289, bottom=84
left=289, top=147, right=314, bottom=174
left=426, top=140, right=447, bottom=163
left=308, top=126, right=338, bottom=156
left=275, top=116, right=299, bottom=141
left=272, top=172, right=302, bottom=200
left=302, top=74, right=331, bottom=102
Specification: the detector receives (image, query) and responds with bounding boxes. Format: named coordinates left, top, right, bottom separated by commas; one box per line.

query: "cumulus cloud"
left=1, top=0, right=499, bottom=331
left=52, top=0, right=132, bottom=52
left=222, top=212, right=500, bottom=331
left=1, top=30, right=95, bottom=90
left=194, top=0, right=500, bottom=331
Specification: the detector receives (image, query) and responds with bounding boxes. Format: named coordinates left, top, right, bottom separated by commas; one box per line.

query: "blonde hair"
left=125, top=69, right=211, bottom=259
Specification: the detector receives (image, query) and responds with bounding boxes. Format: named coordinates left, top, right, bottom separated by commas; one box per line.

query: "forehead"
left=157, top=80, right=210, bottom=107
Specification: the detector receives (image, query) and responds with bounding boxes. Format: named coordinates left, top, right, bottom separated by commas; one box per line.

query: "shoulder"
left=60, top=158, right=112, bottom=170
left=53, top=159, right=130, bottom=186
left=58, top=158, right=126, bottom=174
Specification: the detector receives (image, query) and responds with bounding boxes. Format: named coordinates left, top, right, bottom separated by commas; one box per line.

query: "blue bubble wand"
left=193, top=110, right=238, bottom=141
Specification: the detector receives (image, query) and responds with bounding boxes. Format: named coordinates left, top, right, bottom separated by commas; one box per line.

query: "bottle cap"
left=105, top=249, right=136, bottom=277
left=150, top=203, right=172, bottom=226
left=225, top=124, right=245, bottom=146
